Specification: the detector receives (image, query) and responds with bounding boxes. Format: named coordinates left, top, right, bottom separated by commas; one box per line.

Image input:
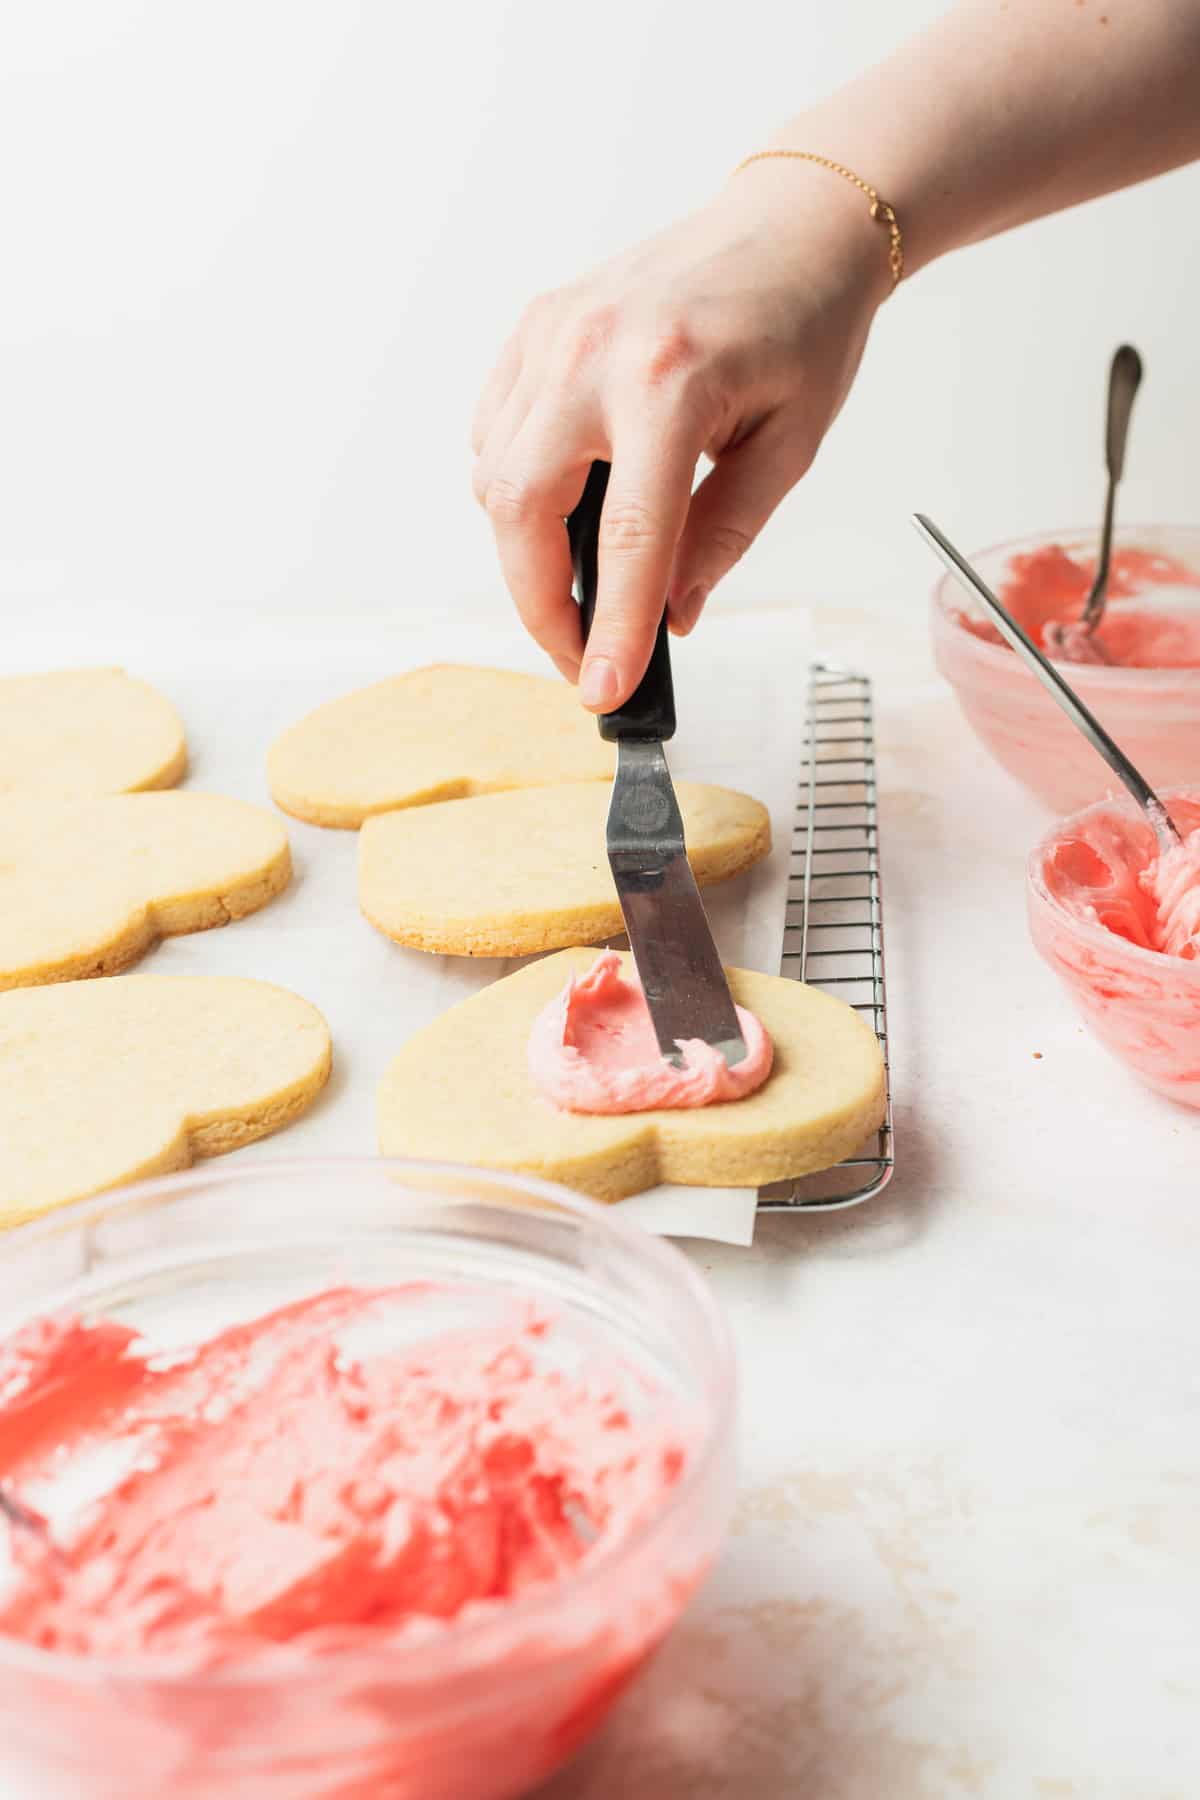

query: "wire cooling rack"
left=758, top=662, right=894, bottom=1212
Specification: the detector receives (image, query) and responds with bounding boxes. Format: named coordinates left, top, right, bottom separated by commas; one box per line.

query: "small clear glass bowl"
left=1028, top=790, right=1200, bottom=1106
left=0, top=1159, right=736, bottom=1800
left=930, top=524, right=1200, bottom=814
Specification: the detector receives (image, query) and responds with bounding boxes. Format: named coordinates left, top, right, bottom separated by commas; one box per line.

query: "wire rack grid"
left=758, top=662, right=894, bottom=1212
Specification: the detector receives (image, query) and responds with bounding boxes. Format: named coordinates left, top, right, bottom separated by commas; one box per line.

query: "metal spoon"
left=914, top=513, right=1180, bottom=852
left=0, top=1486, right=51, bottom=1546
left=1062, top=344, right=1144, bottom=651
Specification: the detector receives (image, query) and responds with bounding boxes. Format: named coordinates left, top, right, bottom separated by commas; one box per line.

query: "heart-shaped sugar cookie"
left=0, top=976, right=332, bottom=1225
left=268, top=665, right=614, bottom=828
left=378, top=950, right=886, bottom=1202
left=0, top=793, right=292, bottom=989
left=359, top=781, right=770, bottom=956
left=0, top=669, right=186, bottom=796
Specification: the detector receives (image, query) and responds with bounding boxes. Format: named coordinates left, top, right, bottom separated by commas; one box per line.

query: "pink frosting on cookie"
left=528, top=951, right=772, bottom=1115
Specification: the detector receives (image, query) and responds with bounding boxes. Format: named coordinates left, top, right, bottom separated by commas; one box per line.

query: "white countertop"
left=544, top=604, right=1200, bottom=1800
left=7, top=601, right=1199, bottom=1800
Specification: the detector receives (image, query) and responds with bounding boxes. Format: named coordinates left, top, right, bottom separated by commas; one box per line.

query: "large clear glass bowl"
left=1028, top=790, right=1200, bottom=1106
left=931, top=524, right=1200, bottom=814
left=0, top=1158, right=736, bottom=1800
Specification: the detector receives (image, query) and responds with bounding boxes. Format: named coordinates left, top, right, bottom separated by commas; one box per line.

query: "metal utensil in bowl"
left=1045, top=343, right=1143, bottom=660
left=914, top=512, right=1180, bottom=852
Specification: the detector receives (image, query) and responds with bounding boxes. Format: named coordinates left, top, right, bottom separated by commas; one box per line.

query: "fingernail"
left=580, top=656, right=619, bottom=710
left=676, top=584, right=708, bottom=635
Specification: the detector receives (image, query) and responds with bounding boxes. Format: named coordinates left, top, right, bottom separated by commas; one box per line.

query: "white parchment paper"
left=10, top=609, right=811, bottom=1243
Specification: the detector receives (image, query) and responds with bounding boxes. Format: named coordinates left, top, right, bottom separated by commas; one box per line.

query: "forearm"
left=769, top=0, right=1200, bottom=276
left=474, top=0, right=1200, bottom=703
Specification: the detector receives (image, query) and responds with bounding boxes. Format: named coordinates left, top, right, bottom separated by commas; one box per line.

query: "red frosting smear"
left=955, top=544, right=1200, bottom=667
left=528, top=951, right=773, bottom=1114
left=0, top=1287, right=686, bottom=1667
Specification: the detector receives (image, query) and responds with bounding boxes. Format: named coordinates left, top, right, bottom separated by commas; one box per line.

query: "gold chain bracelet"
left=733, top=150, right=904, bottom=291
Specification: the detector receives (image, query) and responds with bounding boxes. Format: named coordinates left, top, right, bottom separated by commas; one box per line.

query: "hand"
left=472, top=161, right=889, bottom=709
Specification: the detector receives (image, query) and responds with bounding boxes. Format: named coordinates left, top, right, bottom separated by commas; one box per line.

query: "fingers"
left=473, top=297, right=594, bottom=678
left=488, top=486, right=583, bottom=677
left=478, top=403, right=594, bottom=678
left=471, top=328, right=522, bottom=454
left=472, top=291, right=723, bottom=705
left=471, top=290, right=560, bottom=455
left=579, top=411, right=708, bottom=710
left=477, top=399, right=706, bottom=706
left=667, top=416, right=812, bottom=634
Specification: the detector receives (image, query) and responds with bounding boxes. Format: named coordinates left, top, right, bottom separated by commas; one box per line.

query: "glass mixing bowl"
left=1028, top=790, right=1200, bottom=1106
left=0, top=1158, right=736, bottom=1800
left=931, top=524, right=1200, bottom=814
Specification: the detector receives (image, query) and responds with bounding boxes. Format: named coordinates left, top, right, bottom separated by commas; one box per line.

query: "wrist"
left=763, top=95, right=971, bottom=279
left=721, top=150, right=897, bottom=315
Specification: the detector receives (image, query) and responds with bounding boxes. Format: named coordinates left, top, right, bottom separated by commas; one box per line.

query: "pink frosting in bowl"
left=0, top=1160, right=736, bottom=1800
left=1028, top=791, right=1200, bottom=1107
left=931, top=524, right=1200, bottom=814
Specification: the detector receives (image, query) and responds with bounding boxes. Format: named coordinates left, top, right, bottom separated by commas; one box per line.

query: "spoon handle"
left=1105, top=343, right=1143, bottom=483
left=914, top=513, right=1180, bottom=850
left=1082, top=344, right=1143, bottom=629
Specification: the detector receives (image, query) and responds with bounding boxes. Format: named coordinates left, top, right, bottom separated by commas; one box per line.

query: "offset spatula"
left=567, top=460, right=747, bottom=1069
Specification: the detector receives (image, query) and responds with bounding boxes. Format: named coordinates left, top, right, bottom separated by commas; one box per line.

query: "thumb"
left=668, top=418, right=812, bottom=634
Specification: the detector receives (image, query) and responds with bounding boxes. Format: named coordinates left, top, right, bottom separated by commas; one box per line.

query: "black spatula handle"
left=566, top=460, right=676, bottom=743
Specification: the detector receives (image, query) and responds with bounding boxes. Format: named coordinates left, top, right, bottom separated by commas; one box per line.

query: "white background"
left=3, top=8, right=1200, bottom=1800
left=1, top=0, right=1198, bottom=642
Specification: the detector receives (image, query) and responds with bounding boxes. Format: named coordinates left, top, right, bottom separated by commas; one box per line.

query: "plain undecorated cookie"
left=0, top=976, right=332, bottom=1225
left=359, top=781, right=771, bottom=956
left=378, top=949, right=886, bottom=1202
left=0, top=792, right=292, bottom=990
left=268, top=664, right=615, bottom=828
left=0, top=669, right=186, bottom=796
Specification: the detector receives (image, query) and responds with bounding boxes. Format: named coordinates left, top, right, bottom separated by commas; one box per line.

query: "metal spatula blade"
left=567, top=461, right=747, bottom=1069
